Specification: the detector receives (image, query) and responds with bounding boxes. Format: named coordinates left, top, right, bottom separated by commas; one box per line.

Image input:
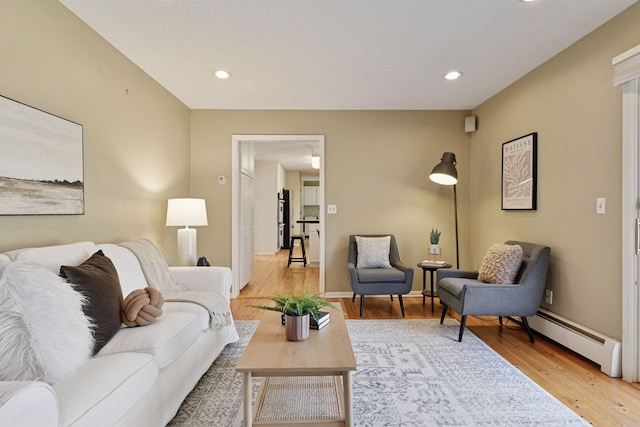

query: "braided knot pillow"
left=122, top=287, right=164, bottom=327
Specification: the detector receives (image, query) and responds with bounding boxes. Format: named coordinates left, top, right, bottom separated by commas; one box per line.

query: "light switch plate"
left=327, top=204, right=337, bottom=214
left=596, top=197, right=606, bottom=214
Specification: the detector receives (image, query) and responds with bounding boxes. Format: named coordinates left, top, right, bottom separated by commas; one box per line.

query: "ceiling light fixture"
left=213, top=70, right=231, bottom=79
left=443, top=71, right=462, bottom=80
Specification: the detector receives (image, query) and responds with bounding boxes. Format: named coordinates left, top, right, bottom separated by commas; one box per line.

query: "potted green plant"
left=251, top=290, right=340, bottom=341
left=429, top=228, right=441, bottom=256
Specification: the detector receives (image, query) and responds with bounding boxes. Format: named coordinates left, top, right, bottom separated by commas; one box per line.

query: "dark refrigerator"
left=280, top=189, right=291, bottom=249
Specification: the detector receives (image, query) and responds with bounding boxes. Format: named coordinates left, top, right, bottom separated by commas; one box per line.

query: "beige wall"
left=471, top=2, right=640, bottom=340
left=5, top=0, right=637, bottom=341
left=191, top=110, right=471, bottom=292
left=0, top=1, right=191, bottom=256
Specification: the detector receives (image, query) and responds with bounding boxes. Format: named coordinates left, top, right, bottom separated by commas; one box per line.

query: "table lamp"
left=166, top=198, right=208, bottom=266
left=429, top=152, right=459, bottom=269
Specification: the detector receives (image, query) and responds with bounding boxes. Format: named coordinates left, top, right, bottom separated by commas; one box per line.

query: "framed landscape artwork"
left=502, top=132, right=537, bottom=210
left=0, top=95, right=84, bottom=215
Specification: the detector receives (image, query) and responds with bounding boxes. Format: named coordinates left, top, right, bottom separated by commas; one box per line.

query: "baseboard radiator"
left=528, top=308, right=622, bottom=377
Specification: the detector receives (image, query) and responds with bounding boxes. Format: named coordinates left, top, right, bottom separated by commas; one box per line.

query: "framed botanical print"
left=502, top=132, right=537, bottom=210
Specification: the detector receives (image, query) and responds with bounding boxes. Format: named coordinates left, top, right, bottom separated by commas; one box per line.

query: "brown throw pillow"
left=60, top=250, right=123, bottom=355
left=478, top=243, right=523, bottom=284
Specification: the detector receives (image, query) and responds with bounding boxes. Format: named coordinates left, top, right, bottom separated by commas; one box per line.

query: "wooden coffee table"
left=236, top=308, right=356, bottom=426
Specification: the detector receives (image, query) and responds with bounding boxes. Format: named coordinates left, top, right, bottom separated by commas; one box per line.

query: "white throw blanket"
left=163, top=291, right=232, bottom=328
left=119, top=239, right=232, bottom=328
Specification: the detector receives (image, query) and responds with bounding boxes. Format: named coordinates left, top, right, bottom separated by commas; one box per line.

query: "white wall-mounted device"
left=465, top=116, right=477, bottom=133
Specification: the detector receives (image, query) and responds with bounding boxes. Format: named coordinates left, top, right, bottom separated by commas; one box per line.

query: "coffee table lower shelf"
left=252, top=376, right=346, bottom=426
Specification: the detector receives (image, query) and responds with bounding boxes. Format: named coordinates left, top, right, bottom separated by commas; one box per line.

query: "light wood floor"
left=231, top=248, right=640, bottom=426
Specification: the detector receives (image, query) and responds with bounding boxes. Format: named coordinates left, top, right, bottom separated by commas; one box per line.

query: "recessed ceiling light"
left=520, top=0, right=536, bottom=2
left=213, top=70, right=231, bottom=79
left=443, top=71, right=462, bottom=80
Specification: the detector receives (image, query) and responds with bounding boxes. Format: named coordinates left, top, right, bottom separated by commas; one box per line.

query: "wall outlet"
left=327, top=204, right=337, bottom=214
left=545, top=289, right=553, bottom=304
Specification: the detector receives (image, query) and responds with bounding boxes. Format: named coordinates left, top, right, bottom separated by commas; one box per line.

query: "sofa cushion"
left=3, top=241, right=98, bottom=273
left=97, top=312, right=202, bottom=369
left=438, top=277, right=484, bottom=299
left=0, top=381, right=58, bottom=427
left=478, top=243, right=523, bottom=284
left=356, top=267, right=405, bottom=283
left=162, top=301, right=210, bottom=331
left=0, top=263, right=94, bottom=384
left=97, top=243, right=150, bottom=297
left=60, top=251, right=124, bottom=355
left=355, top=235, right=391, bottom=269
left=53, top=352, right=157, bottom=427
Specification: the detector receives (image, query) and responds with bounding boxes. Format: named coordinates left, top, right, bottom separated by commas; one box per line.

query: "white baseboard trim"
left=528, top=308, right=622, bottom=378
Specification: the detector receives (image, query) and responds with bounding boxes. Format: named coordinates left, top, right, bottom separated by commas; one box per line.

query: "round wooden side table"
left=417, top=263, right=452, bottom=313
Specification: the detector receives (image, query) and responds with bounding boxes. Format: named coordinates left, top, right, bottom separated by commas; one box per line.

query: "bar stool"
left=287, top=235, right=307, bottom=267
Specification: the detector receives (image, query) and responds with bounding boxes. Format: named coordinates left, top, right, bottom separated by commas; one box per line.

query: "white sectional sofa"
left=0, top=240, right=239, bottom=427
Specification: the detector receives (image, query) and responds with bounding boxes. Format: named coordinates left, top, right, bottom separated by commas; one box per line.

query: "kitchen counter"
left=296, top=219, right=319, bottom=236
left=296, top=220, right=320, bottom=263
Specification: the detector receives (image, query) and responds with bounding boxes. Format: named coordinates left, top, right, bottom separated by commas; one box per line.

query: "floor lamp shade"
left=166, top=198, right=208, bottom=266
left=429, top=153, right=459, bottom=269
left=429, top=152, right=458, bottom=185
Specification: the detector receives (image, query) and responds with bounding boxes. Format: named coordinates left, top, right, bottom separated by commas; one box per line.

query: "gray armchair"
left=437, top=240, right=550, bottom=342
left=347, top=234, right=414, bottom=317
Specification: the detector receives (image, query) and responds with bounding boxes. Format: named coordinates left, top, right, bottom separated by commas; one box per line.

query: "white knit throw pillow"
left=478, top=244, right=523, bottom=284
left=0, top=262, right=94, bottom=384
left=355, top=236, right=392, bottom=269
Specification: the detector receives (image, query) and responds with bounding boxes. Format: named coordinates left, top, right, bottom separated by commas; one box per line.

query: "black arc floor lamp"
left=429, top=152, right=459, bottom=269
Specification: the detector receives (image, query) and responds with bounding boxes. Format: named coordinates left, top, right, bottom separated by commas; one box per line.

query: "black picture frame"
left=0, top=95, right=84, bottom=215
left=502, top=132, right=537, bottom=210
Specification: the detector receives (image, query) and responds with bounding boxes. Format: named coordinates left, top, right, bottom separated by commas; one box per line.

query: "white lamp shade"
left=311, top=155, right=320, bottom=169
left=166, top=198, right=208, bottom=227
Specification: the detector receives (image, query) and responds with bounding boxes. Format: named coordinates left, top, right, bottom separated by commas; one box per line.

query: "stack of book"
left=420, top=260, right=448, bottom=267
left=310, top=311, right=330, bottom=330
left=280, top=311, right=331, bottom=329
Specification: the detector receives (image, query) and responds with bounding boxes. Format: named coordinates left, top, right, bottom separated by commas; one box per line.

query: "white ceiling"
left=60, top=0, right=637, bottom=112
left=58, top=0, right=637, bottom=170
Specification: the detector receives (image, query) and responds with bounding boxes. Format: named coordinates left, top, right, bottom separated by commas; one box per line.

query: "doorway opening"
left=231, top=135, right=325, bottom=299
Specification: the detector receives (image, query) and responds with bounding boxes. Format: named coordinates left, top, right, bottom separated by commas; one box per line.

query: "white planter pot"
left=429, top=244, right=441, bottom=255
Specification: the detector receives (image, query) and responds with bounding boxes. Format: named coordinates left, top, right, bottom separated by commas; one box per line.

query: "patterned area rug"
left=168, top=319, right=588, bottom=426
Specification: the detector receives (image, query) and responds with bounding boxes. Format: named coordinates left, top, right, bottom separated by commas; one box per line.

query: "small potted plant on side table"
left=251, top=290, right=340, bottom=341
left=429, top=228, right=441, bottom=259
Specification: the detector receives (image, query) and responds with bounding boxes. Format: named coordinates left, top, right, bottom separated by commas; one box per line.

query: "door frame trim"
left=620, top=79, right=639, bottom=382
left=614, top=45, right=640, bottom=382
left=231, top=134, right=325, bottom=299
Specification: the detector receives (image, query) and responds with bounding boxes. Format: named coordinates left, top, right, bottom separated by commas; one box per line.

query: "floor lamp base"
left=177, top=227, right=197, bottom=266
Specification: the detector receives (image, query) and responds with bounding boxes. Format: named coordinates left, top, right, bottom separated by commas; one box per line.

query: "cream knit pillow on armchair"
left=478, top=243, right=523, bottom=284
